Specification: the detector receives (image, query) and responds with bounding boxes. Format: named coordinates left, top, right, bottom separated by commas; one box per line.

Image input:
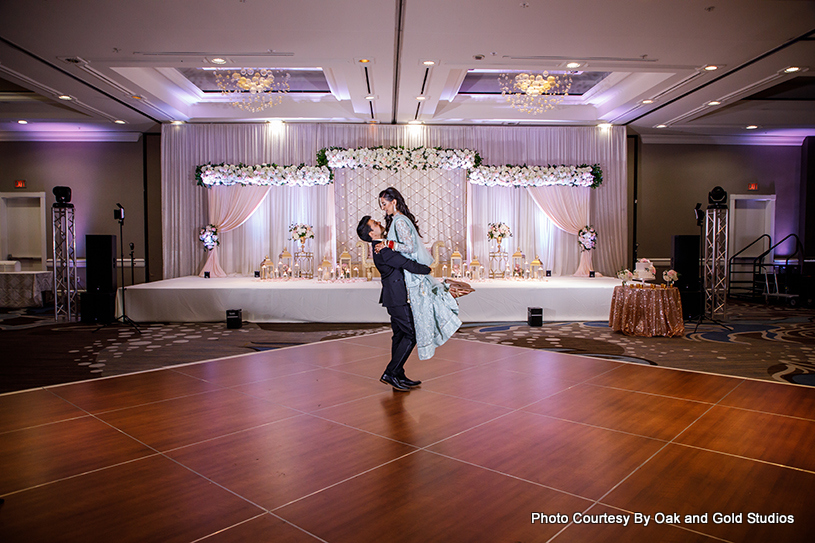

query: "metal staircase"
left=727, top=234, right=771, bottom=301
left=755, top=234, right=804, bottom=306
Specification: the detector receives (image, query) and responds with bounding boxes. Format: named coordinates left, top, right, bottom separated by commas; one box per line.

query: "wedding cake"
left=634, top=259, right=655, bottom=280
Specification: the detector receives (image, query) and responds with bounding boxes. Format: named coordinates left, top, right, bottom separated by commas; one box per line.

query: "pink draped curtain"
left=526, top=186, right=597, bottom=276
left=199, top=185, right=271, bottom=277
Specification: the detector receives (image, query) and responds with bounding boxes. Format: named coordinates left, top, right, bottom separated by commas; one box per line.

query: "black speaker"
left=671, top=235, right=700, bottom=291
left=527, top=307, right=543, bottom=327
left=226, top=309, right=242, bottom=329
left=86, top=234, right=117, bottom=293
left=80, top=291, right=116, bottom=323
left=679, top=290, right=702, bottom=320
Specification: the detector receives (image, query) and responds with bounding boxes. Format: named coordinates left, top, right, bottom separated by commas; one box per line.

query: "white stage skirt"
left=119, top=276, right=621, bottom=324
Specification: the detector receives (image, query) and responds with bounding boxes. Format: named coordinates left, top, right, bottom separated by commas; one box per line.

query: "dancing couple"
left=357, top=187, right=469, bottom=391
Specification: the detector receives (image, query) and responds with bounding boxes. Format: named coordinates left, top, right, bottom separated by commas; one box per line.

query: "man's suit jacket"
left=370, top=241, right=431, bottom=308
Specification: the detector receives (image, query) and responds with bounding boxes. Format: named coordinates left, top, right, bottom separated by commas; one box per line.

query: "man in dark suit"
left=357, top=215, right=431, bottom=391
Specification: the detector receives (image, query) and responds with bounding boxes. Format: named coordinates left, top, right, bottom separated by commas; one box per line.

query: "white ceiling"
left=1, top=0, right=813, bottom=143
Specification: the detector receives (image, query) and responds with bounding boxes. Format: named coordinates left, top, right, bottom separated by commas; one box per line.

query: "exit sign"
left=14, top=180, right=26, bottom=189
left=748, top=183, right=759, bottom=191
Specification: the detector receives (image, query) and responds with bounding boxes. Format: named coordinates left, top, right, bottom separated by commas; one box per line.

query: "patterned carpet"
left=1, top=300, right=813, bottom=394
left=456, top=303, right=815, bottom=386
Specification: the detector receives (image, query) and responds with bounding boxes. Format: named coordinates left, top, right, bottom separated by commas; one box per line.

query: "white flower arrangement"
left=663, top=269, right=679, bottom=285
left=578, top=226, right=597, bottom=251
left=322, top=146, right=480, bottom=171
left=289, top=223, right=315, bottom=242
left=617, top=269, right=634, bottom=282
left=196, top=163, right=332, bottom=187
left=487, top=222, right=513, bottom=240
left=199, top=224, right=219, bottom=250
left=468, top=164, right=601, bottom=188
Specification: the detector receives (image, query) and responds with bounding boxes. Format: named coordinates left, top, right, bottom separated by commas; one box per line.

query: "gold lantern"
left=531, top=255, right=543, bottom=279
left=279, top=248, right=292, bottom=277
left=260, top=255, right=275, bottom=280
left=470, top=255, right=482, bottom=281
left=512, top=248, right=525, bottom=277
left=320, top=256, right=332, bottom=281
left=339, top=246, right=352, bottom=278
left=450, top=248, right=463, bottom=278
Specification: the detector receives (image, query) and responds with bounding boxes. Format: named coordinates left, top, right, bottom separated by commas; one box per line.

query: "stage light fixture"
left=53, top=186, right=73, bottom=207
left=708, top=186, right=727, bottom=209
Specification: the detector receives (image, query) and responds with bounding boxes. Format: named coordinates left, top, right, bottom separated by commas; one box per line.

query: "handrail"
left=729, top=234, right=772, bottom=267
left=756, top=233, right=803, bottom=268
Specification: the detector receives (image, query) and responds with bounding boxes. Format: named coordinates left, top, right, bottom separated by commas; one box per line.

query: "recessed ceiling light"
left=365, top=95, right=375, bottom=100
left=707, top=100, right=721, bottom=106
left=703, top=65, right=718, bottom=71
left=17, top=120, right=28, bottom=125
left=566, top=62, right=582, bottom=69
left=210, top=57, right=227, bottom=65
left=745, top=125, right=759, bottom=130
left=131, top=95, right=143, bottom=100
left=170, top=120, right=184, bottom=125
left=784, top=66, right=801, bottom=73
left=422, top=60, right=435, bottom=66
left=57, top=95, right=73, bottom=101
left=641, top=99, right=654, bottom=104
left=358, top=59, right=370, bottom=63
left=408, top=120, right=422, bottom=125
left=416, top=95, right=426, bottom=101
left=114, top=120, right=126, bottom=125
left=597, top=123, right=612, bottom=129
left=656, top=124, right=667, bottom=129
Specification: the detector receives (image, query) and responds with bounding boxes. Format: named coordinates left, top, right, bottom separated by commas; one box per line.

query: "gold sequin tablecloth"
left=609, top=284, right=685, bottom=337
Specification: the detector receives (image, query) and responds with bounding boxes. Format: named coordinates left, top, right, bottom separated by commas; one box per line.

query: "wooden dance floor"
left=1, top=333, right=814, bottom=542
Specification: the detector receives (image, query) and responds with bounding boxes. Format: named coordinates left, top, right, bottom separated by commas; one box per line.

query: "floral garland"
left=578, top=226, right=597, bottom=251
left=289, top=223, right=315, bottom=242
left=317, top=146, right=481, bottom=171
left=487, top=222, right=512, bottom=240
left=468, top=164, right=602, bottom=188
left=199, top=224, right=219, bottom=250
left=196, top=163, right=332, bottom=187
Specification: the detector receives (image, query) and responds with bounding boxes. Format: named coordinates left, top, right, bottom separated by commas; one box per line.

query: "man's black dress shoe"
left=380, top=372, right=410, bottom=391
left=397, top=374, right=422, bottom=387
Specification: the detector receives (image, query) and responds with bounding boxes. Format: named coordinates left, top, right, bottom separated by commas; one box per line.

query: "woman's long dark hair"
left=379, top=187, right=421, bottom=237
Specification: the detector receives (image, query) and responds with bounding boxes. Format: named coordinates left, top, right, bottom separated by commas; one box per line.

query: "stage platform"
left=119, top=275, right=621, bottom=323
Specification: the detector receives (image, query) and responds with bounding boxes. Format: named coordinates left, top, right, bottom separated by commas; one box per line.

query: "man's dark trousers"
left=386, top=303, right=416, bottom=377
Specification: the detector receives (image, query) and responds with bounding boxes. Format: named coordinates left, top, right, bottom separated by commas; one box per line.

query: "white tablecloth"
left=0, top=261, right=21, bottom=272
left=0, top=271, right=52, bottom=308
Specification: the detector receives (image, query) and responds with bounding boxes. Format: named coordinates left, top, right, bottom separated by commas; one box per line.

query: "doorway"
left=728, top=194, right=775, bottom=258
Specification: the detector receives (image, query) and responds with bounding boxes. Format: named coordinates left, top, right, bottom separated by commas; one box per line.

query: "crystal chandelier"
left=498, top=71, right=573, bottom=114
left=213, top=68, right=290, bottom=112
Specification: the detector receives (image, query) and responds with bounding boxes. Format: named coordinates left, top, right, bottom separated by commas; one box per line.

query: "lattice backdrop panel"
left=334, top=169, right=468, bottom=265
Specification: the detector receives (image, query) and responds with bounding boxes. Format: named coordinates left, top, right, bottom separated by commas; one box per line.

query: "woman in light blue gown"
left=376, top=187, right=461, bottom=360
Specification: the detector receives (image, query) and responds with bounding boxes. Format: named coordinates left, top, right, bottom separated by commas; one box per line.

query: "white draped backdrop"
left=162, top=124, right=626, bottom=279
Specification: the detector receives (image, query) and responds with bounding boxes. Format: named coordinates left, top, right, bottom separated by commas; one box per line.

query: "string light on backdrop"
left=498, top=71, right=572, bottom=114
left=214, top=68, right=290, bottom=112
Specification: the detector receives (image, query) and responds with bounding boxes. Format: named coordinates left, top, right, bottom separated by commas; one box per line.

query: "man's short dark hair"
left=357, top=215, right=373, bottom=242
